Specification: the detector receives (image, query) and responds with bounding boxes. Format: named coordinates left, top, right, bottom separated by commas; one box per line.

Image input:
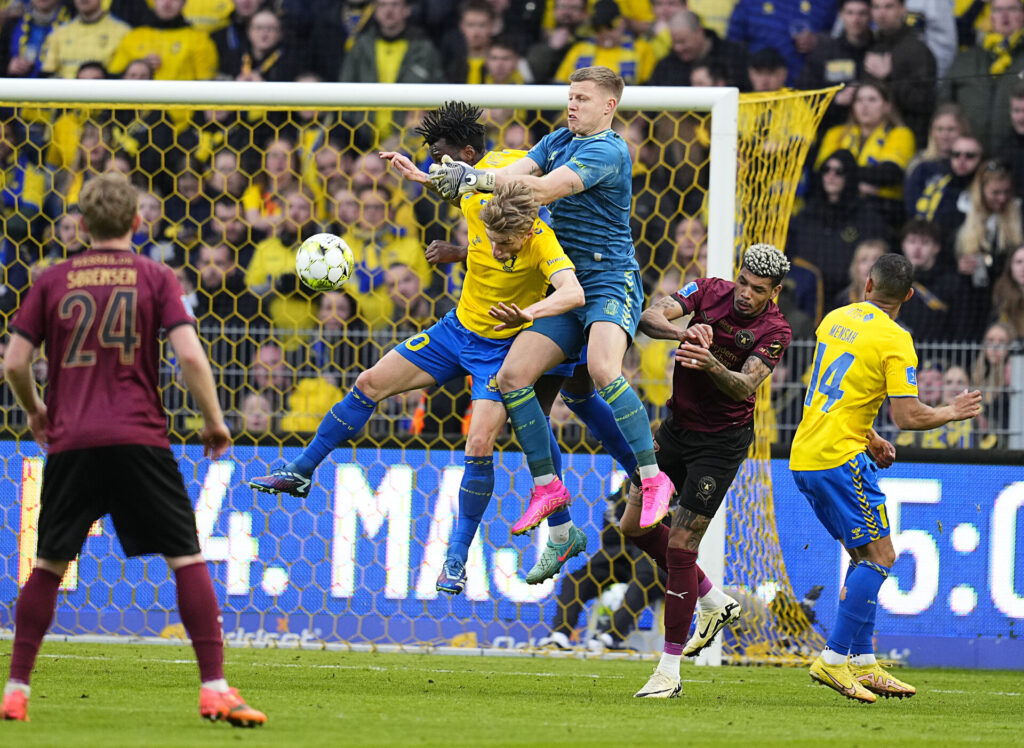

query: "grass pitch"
left=1, top=643, right=1020, bottom=746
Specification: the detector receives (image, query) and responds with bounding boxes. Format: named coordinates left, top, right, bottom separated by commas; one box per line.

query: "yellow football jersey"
left=790, top=302, right=919, bottom=471
left=457, top=191, right=574, bottom=339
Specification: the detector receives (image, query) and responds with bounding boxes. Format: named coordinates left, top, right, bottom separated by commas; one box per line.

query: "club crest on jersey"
left=501, top=255, right=518, bottom=272
left=735, top=330, right=754, bottom=349
left=603, top=299, right=620, bottom=316
left=486, top=375, right=500, bottom=392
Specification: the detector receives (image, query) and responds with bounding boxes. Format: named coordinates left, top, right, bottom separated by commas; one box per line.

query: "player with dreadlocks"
left=379, top=100, right=651, bottom=591
left=620, top=244, right=793, bottom=698
left=250, top=104, right=594, bottom=597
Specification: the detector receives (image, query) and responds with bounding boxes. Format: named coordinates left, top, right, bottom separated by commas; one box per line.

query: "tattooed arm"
left=675, top=347, right=774, bottom=401
left=640, top=295, right=714, bottom=346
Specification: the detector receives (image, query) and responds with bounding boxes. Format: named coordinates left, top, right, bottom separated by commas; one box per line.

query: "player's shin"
left=659, top=545, right=700, bottom=672
left=502, top=385, right=557, bottom=484
left=629, top=523, right=669, bottom=571
left=560, top=389, right=638, bottom=474
left=596, top=377, right=657, bottom=477
left=174, top=562, right=225, bottom=685
left=8, top=568, right=61, bottom=686
left=449, top=456, right=495, bottom=563
left=287, top=387, right=378, bottom=477
left=825, top=560, right=889, bottom=662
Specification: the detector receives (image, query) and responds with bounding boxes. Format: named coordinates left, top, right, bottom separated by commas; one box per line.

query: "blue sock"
left=546, top=418, right=571, bottom=528
left=597, top=376, right=656, bottom=470
left=287, top=386, right=377, bottom=476
left=845, top=561, right=877, bottom=656
left=448, top=456, right=494, bottom=564
left=826, top=560, right=889, bottom=656
left=502, top=385, right=555, bottom=478
left=560, top=389, right=638, bottom=475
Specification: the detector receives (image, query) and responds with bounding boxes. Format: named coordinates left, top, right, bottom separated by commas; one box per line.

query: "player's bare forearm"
left=494, top=164, right=580, bottom=205
left=706, top=355, right=772, bottom=401
left=4, top=334, right=44, bottom=414
left=525, top=272, right=585, bottom=319
left=638, top=296, right=686, bottom=340
left=889, top=389, right=982, bottom=431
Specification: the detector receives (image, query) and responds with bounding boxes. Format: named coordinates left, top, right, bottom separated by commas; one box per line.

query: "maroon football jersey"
left=667, top=277, right=791, bottom=432
left=10, top=249, right=194, bottom=454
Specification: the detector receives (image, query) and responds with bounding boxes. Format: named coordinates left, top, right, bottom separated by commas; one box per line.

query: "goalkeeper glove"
left=428, top=154, right=495, bottom=199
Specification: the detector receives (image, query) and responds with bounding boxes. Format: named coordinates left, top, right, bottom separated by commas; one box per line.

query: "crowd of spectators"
left=0, top=0, right=1021, bottom=448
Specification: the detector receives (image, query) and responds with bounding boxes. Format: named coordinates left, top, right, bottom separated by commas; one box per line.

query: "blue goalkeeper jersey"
left=526, top=127, right=637, bottom=274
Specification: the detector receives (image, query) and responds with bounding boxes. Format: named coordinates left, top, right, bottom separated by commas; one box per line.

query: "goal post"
left=0, top=79, right=832, bottom=664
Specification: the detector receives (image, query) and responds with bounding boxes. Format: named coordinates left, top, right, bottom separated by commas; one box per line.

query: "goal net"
left=0, top=80, right=834, bottom=662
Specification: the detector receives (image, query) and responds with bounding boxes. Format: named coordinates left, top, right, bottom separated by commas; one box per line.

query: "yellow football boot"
left=809, top=656, right=876, bottom=703
left=851, top=662, right=917, bottom=699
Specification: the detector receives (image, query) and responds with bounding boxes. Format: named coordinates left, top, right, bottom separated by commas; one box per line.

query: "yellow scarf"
left=983, top=29, right=1024, bottom=74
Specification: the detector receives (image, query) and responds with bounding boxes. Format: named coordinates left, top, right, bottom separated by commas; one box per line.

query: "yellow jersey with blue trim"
left=457, top=191, right=574, bottom=339
left=790, top=301, right=919, bottom=471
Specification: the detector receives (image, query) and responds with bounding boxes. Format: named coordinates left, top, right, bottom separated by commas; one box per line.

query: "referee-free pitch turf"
left=1, top=643, right=1020, bottom=746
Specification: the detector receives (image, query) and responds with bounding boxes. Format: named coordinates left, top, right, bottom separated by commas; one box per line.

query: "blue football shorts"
left=792, top=452, right=891, bottom=549
left=394, top=310, right=512, bottom=402
left=529, top=268, right=644, bottom=359
left=545, top=345, right=588, bottom=378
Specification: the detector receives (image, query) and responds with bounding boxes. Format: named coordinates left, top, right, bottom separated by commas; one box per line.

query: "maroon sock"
left=664, top=547, right=699, bottom=647
left=9, top=568, right=61, bottom=685
left=174, top=562, right=224, bottom=683
left=630, top=523, right=670, bottom=571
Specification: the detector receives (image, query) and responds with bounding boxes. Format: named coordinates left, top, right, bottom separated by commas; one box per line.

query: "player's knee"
left=495, top=366, right=525, bottom=394
left=354, top=368, right=384, bottom=401
left=464, top=430, right=496, bottom=456
left=587, top=360, right=618, bottom=390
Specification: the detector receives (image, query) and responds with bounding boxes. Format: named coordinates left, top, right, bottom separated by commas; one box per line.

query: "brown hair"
left=479, top=182, right=539, bottom=237
left=568, top=65, right=624, bottom=101
left=79, top=172, right=138, bottom=240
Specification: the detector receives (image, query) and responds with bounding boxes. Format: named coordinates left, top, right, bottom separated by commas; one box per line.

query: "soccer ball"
left=295, top=233, right=354, bottom=291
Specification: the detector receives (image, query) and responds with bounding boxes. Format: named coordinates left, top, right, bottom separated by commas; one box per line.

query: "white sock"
left=548, top=521, right=572, bottom=544
left=656, top=652, right=681, bottom=677
left=534, top=474, right=557, bottom=487
left=4, top=681, right=30, bottom=697
left=638, top=464, right=659, bottom=480
left=699, top=584, right=731, bottom=610
left=201, top=678, right=230, bottom=693
left=849, top=653, right=876, bottom=666
left=821, top=648, right=847, bottom=666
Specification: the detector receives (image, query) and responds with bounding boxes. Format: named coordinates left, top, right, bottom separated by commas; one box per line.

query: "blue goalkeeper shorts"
left=395, top=310, right=512, bottom=402
left=792, top=452, right=891, bottom=549
left=529, top=268, right=644, bottom=359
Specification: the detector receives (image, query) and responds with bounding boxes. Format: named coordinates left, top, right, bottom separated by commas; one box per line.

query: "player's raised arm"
left=167, top=325, right=231, bottom=458
left=639, top=294, right=713, bottom=345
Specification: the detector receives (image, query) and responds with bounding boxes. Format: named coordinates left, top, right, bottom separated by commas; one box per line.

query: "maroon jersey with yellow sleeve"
left=10, top=249, right=194, bottom=454
left=668, top=277, right=791, bottom=432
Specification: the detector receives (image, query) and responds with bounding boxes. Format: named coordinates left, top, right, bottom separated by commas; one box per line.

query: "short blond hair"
left=79, top=172, right=138, bottom=240
left=568, top=65, right=624, bottom=101
left=479, top=182, right=539, bottom=237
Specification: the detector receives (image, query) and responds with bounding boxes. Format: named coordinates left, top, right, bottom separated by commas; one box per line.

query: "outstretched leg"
left=249, top=349, right=438, bottom=497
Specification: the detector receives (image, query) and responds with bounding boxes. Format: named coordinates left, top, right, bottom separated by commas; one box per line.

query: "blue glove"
left=428, top=155, right=495, bottom=199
